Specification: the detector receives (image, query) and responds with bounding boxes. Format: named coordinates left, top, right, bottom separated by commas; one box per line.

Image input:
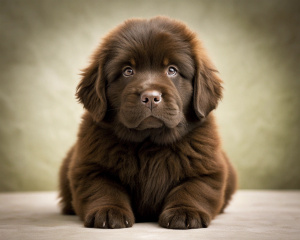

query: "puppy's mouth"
left=135, top=116, right=164, bottom=130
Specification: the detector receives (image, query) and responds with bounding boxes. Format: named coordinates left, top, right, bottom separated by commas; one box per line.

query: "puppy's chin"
left=112, top=117, right=190, bottom=145
left=119, top=110, right=184, bottom=131
left=135, top=117, right=164, bottom=130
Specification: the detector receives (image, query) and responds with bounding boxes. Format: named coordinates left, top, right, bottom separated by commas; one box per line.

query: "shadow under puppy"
left=59, top=16, right=237, bottom=229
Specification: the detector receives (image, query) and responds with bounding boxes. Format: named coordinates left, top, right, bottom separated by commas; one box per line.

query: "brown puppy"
left=59, top=16, right=237, bottom=229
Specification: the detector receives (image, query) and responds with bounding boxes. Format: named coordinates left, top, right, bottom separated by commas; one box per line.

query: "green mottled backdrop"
left=0, top=0, right=299, bottom=191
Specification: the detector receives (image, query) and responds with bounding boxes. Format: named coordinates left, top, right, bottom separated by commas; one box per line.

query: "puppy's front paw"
left=159, top=207, right=210, bottom=229
left=84, top=206, right=134, bottom=228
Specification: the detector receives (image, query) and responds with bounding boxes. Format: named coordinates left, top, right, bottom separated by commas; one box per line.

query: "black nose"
left=141, top=90, right=162, bottom=110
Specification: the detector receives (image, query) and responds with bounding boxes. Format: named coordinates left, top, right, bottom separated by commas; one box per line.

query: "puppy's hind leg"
left=220, top=151, right=237, bottom=213
left=59, top=146, right=76, bottom=215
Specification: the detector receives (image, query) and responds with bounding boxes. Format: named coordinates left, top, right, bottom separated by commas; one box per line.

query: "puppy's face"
left=77, top=17, right=223, bottom=144
left=109, top=64, right=193, bottom=131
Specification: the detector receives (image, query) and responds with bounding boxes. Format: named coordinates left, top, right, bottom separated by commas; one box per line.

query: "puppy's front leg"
left=71, top=173, right=134, bottom=229
left=159, top=177, right=224, bottom=229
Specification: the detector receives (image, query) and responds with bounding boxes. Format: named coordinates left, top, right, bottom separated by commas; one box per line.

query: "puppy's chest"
left=130, top=147, right=188, bottom=218
left=105, top=142, right=203, bottom=219
left=118, top=145, right=196, bottom=197
left=108, top=141, right=204, bottom=184
left=113, top=145, right=188, bottom=185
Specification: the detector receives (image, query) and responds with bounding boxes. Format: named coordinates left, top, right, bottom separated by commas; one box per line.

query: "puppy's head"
left=76, top=17, right=222, bottom=144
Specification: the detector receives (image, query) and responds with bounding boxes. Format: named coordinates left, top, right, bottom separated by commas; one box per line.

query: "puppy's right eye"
left=123, top=67, right=134, bottom=77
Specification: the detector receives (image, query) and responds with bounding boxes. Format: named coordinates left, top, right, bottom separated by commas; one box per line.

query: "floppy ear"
left=193, top=46, right=223, bottom=119
left=76, top=52, right=107, bottom=122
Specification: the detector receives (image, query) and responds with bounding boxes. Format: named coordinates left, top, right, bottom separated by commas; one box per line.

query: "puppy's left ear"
left=193, top=46, right=223, bottom=119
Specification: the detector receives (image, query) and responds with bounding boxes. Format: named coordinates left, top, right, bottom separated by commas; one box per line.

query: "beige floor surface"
left=0, top=190, right=299, bottom=240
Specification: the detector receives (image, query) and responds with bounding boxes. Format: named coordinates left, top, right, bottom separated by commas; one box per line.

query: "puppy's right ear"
left=76, top=53, right=107, bottom=122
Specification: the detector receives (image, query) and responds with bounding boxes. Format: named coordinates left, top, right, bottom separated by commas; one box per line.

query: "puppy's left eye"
left=167, top=66, right=177, bottom=76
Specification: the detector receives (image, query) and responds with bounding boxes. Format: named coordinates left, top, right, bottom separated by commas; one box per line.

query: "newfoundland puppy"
left=59, top=16, right=237, bottom=229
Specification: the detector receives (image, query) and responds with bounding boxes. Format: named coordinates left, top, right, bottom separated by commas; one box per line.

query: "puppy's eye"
left=167, top=66, right=177, bottom=76
left=123, top=67, right=134, bottom=77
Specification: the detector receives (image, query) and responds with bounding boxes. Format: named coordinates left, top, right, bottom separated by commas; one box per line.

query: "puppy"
left=59, top=16, right=237, bottom=229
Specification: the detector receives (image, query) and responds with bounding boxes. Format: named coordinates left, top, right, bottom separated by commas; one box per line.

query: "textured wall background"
left=0, top=0, right=299, bottom=191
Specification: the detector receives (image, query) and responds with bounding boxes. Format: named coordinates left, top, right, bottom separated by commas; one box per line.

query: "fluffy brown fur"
left=59, top=16, right=237, bottom=229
